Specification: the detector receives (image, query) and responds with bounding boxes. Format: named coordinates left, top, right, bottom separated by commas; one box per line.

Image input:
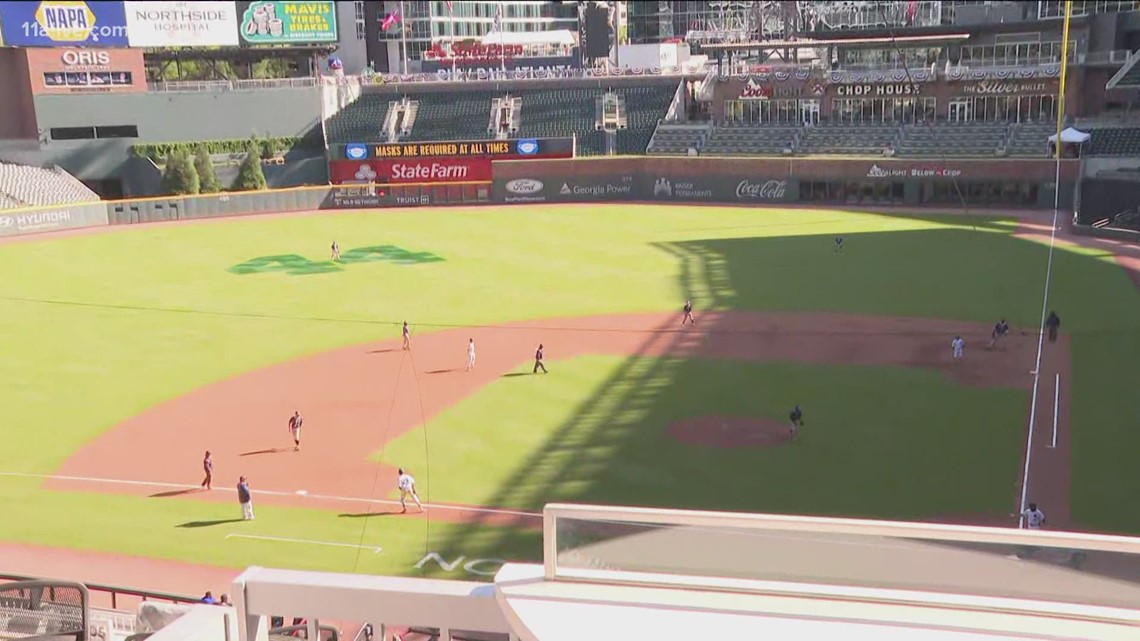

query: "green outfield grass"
left=0, top=203, right=1137, bottom=577
left=382, top=354, right=1027, bottom=518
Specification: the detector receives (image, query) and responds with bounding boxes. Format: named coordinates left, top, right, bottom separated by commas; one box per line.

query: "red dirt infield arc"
left=49, top=310, right=1069, bottom=528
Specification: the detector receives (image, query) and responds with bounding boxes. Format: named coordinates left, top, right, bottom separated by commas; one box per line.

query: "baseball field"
left=0, top=203, right=1138, bottom=583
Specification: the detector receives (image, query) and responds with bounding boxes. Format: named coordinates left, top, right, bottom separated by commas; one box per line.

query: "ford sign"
left=516, top=139, right=539, bottom=155
left=505, top=179, right=543, bottom=195
left=345, top=143, right=368, bottom=160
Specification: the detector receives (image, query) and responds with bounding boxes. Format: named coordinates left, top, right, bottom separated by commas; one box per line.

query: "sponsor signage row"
left=333, top=138, right=574, bottom=162
left=328, top=159, right=494, bottom=185
left=0, top=1, right=336, bottom=47
left=0, top=205, right=109, bottom=238
left=495, top=175, right=795, bottom=204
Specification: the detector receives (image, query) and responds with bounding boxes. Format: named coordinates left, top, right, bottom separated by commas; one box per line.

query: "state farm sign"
left=328, top=158, right=493, bottom=185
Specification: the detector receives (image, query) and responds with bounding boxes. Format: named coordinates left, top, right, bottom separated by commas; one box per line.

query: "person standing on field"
left=201, top=451, right=213, bottom=490
left=238, top=476, right=254, bottom=521
left=466, top=338, right=476, bottom=371
left=288, top=410, right=303, bottom=452
left=1046, top=311, right=1061, bottom=343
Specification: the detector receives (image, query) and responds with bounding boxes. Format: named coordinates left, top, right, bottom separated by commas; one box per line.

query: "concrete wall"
left=32, top=87, right=322, bottom=143
left=0, top=49, right=39, bottom=140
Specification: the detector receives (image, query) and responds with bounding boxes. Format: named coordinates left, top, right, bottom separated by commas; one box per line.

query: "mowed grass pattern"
left=0, top=203, right=1136, bottom=575
left=382, top=355, right=1027, bottom=519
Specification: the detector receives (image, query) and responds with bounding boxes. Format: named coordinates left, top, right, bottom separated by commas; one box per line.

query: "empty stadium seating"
left=613, top=84, right=679, bottom=155
left=1088, top=127, right=1140, bottom=155
left=0, top=162, right=100, bottom=209
left=324, top=90, right=499, bottom=143
left=800, top=123, right=899, bottom=155
left=896, top=122, right=1006, bottom=157
left=508, top=88, right=600, bottom=153
left=1005, top=121, right=1054, bottom=157
left=648, top=124, right=709, bottom=154
left=701, top=123, right=801, bottom=156
left=403, top=90, right=499, bottom=142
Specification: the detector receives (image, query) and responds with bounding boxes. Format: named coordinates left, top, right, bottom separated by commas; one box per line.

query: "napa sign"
left=0, top=1, right=129, bottom=46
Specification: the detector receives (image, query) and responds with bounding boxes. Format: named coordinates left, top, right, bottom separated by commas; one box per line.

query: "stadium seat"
left=702, top=123, right=802, bottom=156
left=1088, top=127, right=1140, bottom=156
left=0, top=162, right=101, bottom=210
left=800, top=123, right=899, bottom=155
left=896, top=122, right=1007, bottom=158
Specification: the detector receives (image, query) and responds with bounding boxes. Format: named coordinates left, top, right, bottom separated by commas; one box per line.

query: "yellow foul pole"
left=1055, top=0, right=1073, bottom=160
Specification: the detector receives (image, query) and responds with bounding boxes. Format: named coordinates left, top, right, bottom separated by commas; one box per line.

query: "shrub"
left=194, top=144, right=220, bottom=193
left=161, top=149, right=200, bottom=195
left=232, top=141, right=267, bottom=191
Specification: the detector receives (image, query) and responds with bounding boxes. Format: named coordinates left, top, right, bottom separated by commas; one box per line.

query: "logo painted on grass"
left=228, top=245, right=444, bottom=276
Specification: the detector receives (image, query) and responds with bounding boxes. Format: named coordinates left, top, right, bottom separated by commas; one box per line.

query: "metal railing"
left=0, top=573, right=199, bottom=611
left=147, top=77, right=319, bottom=92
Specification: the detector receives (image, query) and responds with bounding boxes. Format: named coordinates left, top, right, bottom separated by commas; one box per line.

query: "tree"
left=161, top=149, right=199, bottom=195
left=232, top=141, right=267, bottom=191
left=194, top=144, right=220, bottom=193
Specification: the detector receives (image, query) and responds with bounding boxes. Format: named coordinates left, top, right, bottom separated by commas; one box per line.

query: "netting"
left=0, top=582, right=86, bottom=640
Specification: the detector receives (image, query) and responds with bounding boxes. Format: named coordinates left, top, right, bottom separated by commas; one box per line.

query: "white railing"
left=542, top=503, right=1140, bottom=619
left=147, top=77, right=319, bottom=92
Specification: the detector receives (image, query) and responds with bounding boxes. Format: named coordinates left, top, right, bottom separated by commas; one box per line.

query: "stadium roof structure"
left=232, top=504, right=1140, bottom=641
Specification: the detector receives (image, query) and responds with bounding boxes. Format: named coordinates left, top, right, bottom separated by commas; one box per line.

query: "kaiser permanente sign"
left=124, top=1, right=239, bottom=47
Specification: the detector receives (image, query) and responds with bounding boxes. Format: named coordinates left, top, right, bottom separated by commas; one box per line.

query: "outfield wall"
left=492, top=157, right=1080, bottom=210
left=0, top=157, right=1089, bottom=240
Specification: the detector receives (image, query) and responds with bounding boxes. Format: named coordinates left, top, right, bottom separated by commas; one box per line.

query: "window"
left=49, top=127, right=95, bottom=140
left=94, top=125, right=138, bottom=138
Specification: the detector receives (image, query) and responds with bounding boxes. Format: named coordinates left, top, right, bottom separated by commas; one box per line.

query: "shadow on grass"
left=176, top=519, right=244, bottom=528
left=337, top=511, right=398, bottom=519
left=501, top=372, right=533, bottom=378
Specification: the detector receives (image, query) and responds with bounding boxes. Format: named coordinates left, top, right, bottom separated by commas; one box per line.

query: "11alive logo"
left=24, top=1, right=127, bottom=43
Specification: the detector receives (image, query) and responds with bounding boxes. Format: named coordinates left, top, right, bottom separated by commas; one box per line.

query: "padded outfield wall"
left=0, top=157, right=1082, bottom=240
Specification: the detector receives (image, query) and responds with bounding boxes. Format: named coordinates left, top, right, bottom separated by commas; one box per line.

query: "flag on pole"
left=494, top=3, right=503, bottom=28
left=445, top=0, right=454, bottom=16
left=381, top=7, right=402, bottom=32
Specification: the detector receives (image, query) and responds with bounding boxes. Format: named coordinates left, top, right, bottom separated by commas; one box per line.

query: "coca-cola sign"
left=961, top=81, right=1049, bottom=96
left=736, top=179, right=787, bottom=200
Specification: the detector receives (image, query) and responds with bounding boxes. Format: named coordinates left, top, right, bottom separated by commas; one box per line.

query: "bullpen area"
left=0, top=203, right=1137, bottom=582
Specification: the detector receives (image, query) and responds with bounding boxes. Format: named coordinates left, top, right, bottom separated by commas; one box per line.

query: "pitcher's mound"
left=668, top=415, right=792, bottom=449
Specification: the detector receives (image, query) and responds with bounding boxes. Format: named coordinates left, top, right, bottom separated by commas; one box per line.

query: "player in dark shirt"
left=789, top=405, right=804, bottom=440
left=533, top=344, right=548, bottom=374
left=834, top=237, right=844, bottom=254
left=987, top=318, right=1010, bottom=349
left=682, top=299, right=695, bottom=326
left=1046, top=311, right=1061, bottom=343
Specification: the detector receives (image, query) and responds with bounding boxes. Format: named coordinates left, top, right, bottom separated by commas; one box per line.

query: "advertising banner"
left=0, top=204, right=109, bottom=238
left=332, top=137, right=575, bottom=161
left=646, top=176, right=794, bottom=203
left=496, top=175, right=636, bottom=204
left=328, top=158, right=493, bottom=185
left=125, top=1, right=239, bottom=48
left=0, top=1, right=129, bottom=47
left=237, top=0, right=336, bottom=45
left=29, top=47, right=145, bottom=94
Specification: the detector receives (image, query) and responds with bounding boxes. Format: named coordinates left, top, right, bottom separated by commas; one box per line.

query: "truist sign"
left=736, top=179, right=787, bottom=200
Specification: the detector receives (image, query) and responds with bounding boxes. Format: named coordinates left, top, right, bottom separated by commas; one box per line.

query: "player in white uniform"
left=951, top=335, right=965, bottom=361
left=1021, top=503, right=1046, bottom=529
left=466, top=338, right=476, bottom=371
left=397, top=468, right=422, bottom=513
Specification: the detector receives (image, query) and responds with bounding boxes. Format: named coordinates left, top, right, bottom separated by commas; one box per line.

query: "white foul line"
left=225, top=534, right=381, bottom=553
left=1051, top=373, right=1060, bottom=449
left=0, top=471, right=538, bottom=518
